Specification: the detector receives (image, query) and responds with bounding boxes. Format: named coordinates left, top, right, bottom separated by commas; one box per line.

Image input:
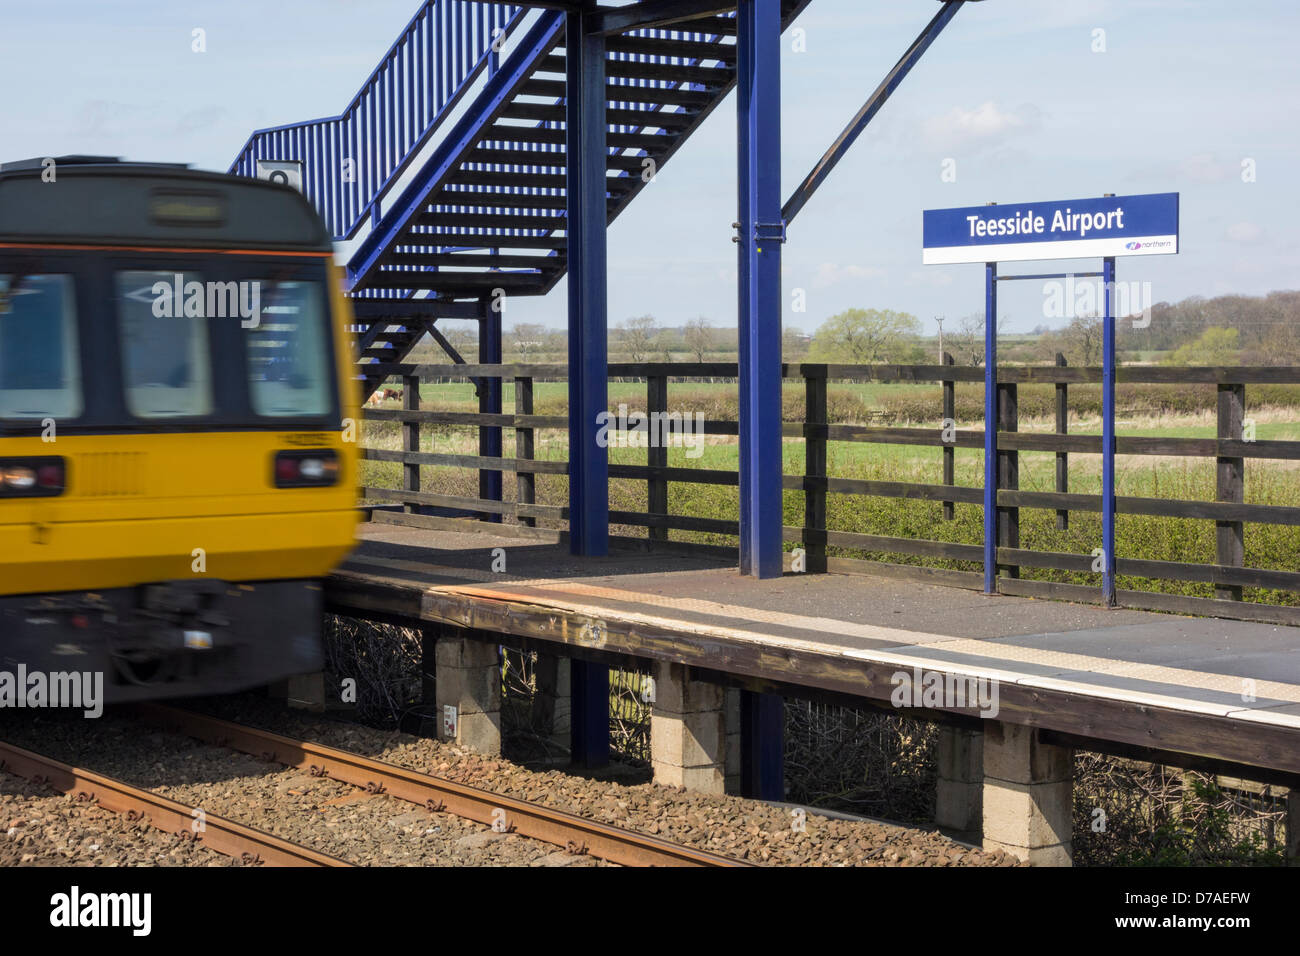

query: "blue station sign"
left=922, top=192, right=1179, bottom=264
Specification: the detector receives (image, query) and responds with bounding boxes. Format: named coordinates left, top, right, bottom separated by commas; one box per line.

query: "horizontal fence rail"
left=356, top=360, right=1300, bottom=625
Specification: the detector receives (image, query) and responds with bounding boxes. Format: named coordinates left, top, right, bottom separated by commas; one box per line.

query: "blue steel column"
left=570, top=659, right=609, bottom=769
left=565, top=12, right=609, bottom=769
left=1101, top=256, right=1117, bottom=606
left=983, top=261, right=997, bottom=594
left=479, top=300, right=502, bottom=522
left=737, top=0, right=784, bottom=579
left=740, top=689, right=784, bottom=801
left=565, top=12, right=609, bottom=558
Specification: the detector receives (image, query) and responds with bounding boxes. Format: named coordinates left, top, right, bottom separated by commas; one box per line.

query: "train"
left=0, top=157, right=360, bottom=702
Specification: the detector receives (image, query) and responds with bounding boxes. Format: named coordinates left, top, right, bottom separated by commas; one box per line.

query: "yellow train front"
left=0, top=157, right=359, bottom=701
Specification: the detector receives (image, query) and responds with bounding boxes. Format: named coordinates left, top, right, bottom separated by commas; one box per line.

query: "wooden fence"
left=358, top=360, right=1300, bottom=626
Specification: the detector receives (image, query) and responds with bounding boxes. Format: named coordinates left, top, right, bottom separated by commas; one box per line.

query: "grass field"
left=413, top=379, right=926, bottom=412
left=362, top=381, right=1300, bottom=607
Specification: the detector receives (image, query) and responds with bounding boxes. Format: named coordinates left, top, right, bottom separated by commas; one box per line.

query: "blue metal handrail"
left=229, top=1, right=524, bottom=241
left=230, top=1, right=743, bottom=307
left=339, top=15, right=735, bottom=294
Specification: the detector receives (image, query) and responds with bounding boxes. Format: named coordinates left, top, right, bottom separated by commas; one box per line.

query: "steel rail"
left=0, top=739, right=351, bottom=868
left=140, top=704, right=752, bottom=867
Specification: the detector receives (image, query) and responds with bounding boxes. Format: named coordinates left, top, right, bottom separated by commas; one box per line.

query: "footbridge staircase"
left=231, top=0, right=811, bottom=398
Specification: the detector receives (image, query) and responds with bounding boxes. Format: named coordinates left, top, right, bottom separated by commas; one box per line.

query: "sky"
left=4, top=0, right=1298, bottom=336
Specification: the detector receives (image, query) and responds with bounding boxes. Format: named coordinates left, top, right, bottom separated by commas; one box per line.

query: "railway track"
left=135, top=703, right=752, bottom=868
left=0, top=739, right=351, bottom=867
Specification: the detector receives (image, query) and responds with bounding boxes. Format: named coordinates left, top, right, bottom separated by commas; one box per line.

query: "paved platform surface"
left=328, top=520, right=1300, bottom=777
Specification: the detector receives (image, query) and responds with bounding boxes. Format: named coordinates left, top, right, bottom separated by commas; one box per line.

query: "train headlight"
left=273, top=449, right=339, bottom=488
left=0, top=458, right=65, bottom=497
left=3, top=466, right=36, bottom=490
left=298, top=457, right=331, bottom=480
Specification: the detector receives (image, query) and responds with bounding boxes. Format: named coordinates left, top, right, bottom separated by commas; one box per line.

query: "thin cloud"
left=1226, top=221, right=1263, bottom=243
left=811, top=263, right=887, bottom=288
left=1179, top=153, right=1239, bottom=184
left=919, top=101, right=1042, bottom=153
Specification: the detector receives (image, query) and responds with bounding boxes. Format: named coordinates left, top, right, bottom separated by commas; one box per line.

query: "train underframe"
left=0, top=578, right=324, bottom=704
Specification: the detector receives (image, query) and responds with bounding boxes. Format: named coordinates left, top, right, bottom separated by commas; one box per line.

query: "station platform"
left=326, top=520, right=1300, bottom=781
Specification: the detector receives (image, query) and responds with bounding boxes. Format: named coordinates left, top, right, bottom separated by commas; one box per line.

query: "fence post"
left=1216, top=382, right=1245, bottom=601
left=479, top=306, right=503, bottom=523
left=996, top=380, right=1019, bottom=581
left=403, top=373, right=421, bottom=513
left=516, top=375, right=536, bottom=528
left=1055, top=352, right=1069, bottom=530
left=647, top=372, right=669, bottom=542
left=804, top=368, right=828, bottom=572
left=942, top=352, right=955, bottom=521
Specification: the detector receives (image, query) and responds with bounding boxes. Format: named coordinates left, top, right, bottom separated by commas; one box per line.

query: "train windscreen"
left=116, top=270, right=214, bottom=418
left=244, top=280, right=333, bottom=418
left=0, top=273, right=83, bottom=419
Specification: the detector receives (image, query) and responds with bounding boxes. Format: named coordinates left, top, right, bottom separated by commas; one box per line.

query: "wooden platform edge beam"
left=321, top=572, right=1300, bottom=780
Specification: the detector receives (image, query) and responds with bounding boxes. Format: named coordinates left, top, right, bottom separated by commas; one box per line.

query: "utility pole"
left=935, top=315, right=945, bottom=362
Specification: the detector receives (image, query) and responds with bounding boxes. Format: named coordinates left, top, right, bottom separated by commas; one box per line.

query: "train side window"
left=115, top=271, right=214, bottom=418
left=244, top=280, right=331, bottom=417
left=0, top=274, right=83, bottom=420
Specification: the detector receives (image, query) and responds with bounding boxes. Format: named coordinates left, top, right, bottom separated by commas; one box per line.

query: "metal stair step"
left=435, top=190, right=573, bottom=210
left=384, top=251, right=562, bottom=270
left=537, top=54, right=731, bottom=86
left=520, top=78, right=716, bottom=107
left=402, top=230, right=568, bottom=250
left=448, top=169, right=637, bottom=192
left=415, top=210, right=566, bottom=230
left=366, top=271, right=547, bottom=293
left=464, top=149, right=660, bottom=174
left=485, top=124, right=671, bottom=152
left=604, top=36, right=737, bottom=63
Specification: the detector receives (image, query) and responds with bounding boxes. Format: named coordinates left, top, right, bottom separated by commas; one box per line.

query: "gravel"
left=0, top=712, right=604, bottom=867
left=2, top=699, right=1019, bottom=866
left=194, top=696, right=1020, bottom=867
left=0, top=772, right=234, bottom=867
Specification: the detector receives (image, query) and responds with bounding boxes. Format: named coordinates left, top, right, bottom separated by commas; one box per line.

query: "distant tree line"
left=402, top=289, right=1300, bottom=374
left=1120, top=291, right=1300, bottom=365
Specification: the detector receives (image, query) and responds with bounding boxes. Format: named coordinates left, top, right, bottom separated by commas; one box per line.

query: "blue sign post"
left=924, top=193, right=1179, bottom=606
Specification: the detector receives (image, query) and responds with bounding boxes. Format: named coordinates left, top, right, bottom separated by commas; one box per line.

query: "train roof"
left=0, top=157, right=333, bottom=253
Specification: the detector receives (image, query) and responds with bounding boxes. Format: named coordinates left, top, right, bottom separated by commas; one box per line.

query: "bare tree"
left=417, top=322, right=477, bottom=373
left=441, top=324, right=478, bottom=359
left=949, top=312, right=1014, bottom=366
left=618, top=314, right=659, bottom=363
left=950, top=314, right=986, bottom=366
left=507, top=322, right=550, bottom=361
left=1061, top=314, right=1103, bottom=366
left=683, top=315, right=712, bottom=363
